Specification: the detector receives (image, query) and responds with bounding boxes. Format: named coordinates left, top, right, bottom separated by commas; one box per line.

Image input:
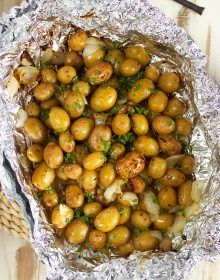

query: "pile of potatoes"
left=19, top=28, right=197, bottom=255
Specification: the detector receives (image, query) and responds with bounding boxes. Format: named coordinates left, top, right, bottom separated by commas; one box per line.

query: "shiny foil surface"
left=0, top=0, right=220, bottom=279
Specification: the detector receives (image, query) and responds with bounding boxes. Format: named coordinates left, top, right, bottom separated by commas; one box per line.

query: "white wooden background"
left=0, top=0, right=220, bottom=279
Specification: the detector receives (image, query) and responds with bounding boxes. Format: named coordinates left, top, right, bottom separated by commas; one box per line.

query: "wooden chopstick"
left=172, top=0, right=205, bottom=15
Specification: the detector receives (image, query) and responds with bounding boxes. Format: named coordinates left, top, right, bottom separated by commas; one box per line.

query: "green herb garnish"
left=134, top=106, right=149, bottom=116
left=181, top=140, right=193, bottom=155
left=64, top=153, right=76, bottom=163
left=45, top=186, right=54, bottom=193
left=37, top=191, right=43, bottom=201
left=167, top=119, right=174, bottom=126
left=109, top=106, right=119, bottom=116
left=101, top=138, right=112, bottom=155
left=150, top=88, right=157, bottom=94
left=111, top=40, right=121, bottom=49
left=115, top=132, right=136, bottom=146
left=133, top=84, right=142, bottom=91
left=134, top=228, right=140, bottom=237
left=39, top=110, right=49, bottom=121
left=132, top=199, right=138, bottom=204
left=119, top=208, right=125, bottom=216
left=152, top=197, right=158, bottom=204
left=68, top=136, right=74, bottom=142
left=84, top=192, right=97, bottom=203
left=89, top=78, right=97, bottom=84
left=72, top=76, right=79, bottom=84
left=99, top=45, right=109, bottom=52
left=65, top=217, right=72, bottom=224
left=173, top=130, right=181, bottom=140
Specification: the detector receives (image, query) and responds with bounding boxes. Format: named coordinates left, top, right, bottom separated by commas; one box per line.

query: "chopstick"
left=172, top=0, right=205, bottom=15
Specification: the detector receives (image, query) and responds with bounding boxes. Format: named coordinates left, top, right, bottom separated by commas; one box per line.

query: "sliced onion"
left=168, top=215, right=186, bottom=233
left=159, top=237, right=172, bottom=252
left=18, top=66, right=39, bottom=84
left=104, top=178, right=124, bottom=202
left=21, top=58, right=32, bottom=66
left=150, top=230, right=163, bottom=240
left=184, top=202, right=201, bottom=220
left=119, top=192, right=138, bottom=206
left=143, top=191, right=160, bottom=214
left=5, top=75, right=19, bottom=97
left=92, top=112, right=108, bottom=125
left=83, top=37, right=106, bottom=58
left=166, top=154, right=185, bottom=168
left=191, top=180, right=203, bottom=202
left=86, top=37, right=105, bottom=46
left=16, top=109, right=28, bottom=128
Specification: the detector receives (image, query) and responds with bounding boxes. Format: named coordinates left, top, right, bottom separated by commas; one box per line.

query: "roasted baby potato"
left=49, top=106, right=70, bottom=132
left=24, top=117, right=47, bottom=144
left=42, top=190, right=59, bottom=208
left=51, top=204, right=74, bottom=229
left=132, top=230, right=159, bottom=251
left=120, top=58, right=141, bottom=76
left=90, top=86, right=117, bottom=112
left=128, top=78, right=154, bottom=104
left=107, top=225, right=130, bottom=246
left=158, top=186, right=177, bottom=210
left=86, top=61, right=113, bottom=85
left=111, top=114, right=131, bottom=136
left=26, top=102, right=41, bottom=117
left=43, top=142, right=64, bottom=169
left=64, top=92, right=85, bottom=118
left=145, top=66, right=160, bottom=83
left=158, top=134, right=182, bottom=156
left=131, top=113, right=149, bottom=135
left=71, top=117, right=94, bottom=141
left=94, top=206, right=120, bottom=232
left=88, top=125, right=112, bottom=151
left=66, top=219, right=89, bottom=244
left=81, top=169, right=98, bottom=191
left=27, top=144, right=43, bottom=163
left=98, top=162, right=116, bottom=188
left=89, top=230, right=106, bottom=249
left=158, top=73, right=180, bottom=94
left=68, top=29, right=88, bottom=51
left=148, top=90, right=168, bottom=113
left=65, top=184, right=84, bottom=208
left=133, top=135, right=159, bottom=157
left=125, top=45, right=150, bottom=66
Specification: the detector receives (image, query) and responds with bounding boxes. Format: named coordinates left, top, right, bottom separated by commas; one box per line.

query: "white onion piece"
left=18, top=66, right=39, bottom=84
left=143, top=191, right=160, bottom=214
left=86, top=37, right=105, bottom=46
left=150, top=230, right=163, bottom=240
left=16, top=109, right=28, bottom=128
left=92, top=112, right=108, bottom=125
left=149, top=213, right=159, bottom=222
left=120, top=192, right=138, bottom=206
left=5, top=75, right=19, bottom=97
left=21, top=58, right=32, bottom=66
left=83, top=44, right=100, bottom=58
left=166, top=154, right=185, bottom=168
left=191, top=180, right=203, bottom=202
left=104, top=178, right=124, bottom=202
left=168, top=215, right=186, bottom=233
left=184, top=202, right=201, bottom=220
left=159, top=237, right=172, bottom=252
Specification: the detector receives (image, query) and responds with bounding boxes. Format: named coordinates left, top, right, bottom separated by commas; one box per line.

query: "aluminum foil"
left=0, top=0, right=220, bottom=279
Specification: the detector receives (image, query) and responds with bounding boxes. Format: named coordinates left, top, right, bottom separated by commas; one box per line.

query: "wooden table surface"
left=0, top=0, right=220, bottom=279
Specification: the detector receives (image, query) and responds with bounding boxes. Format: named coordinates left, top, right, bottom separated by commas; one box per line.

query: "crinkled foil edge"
left=0, top=0, right=220, bottom=279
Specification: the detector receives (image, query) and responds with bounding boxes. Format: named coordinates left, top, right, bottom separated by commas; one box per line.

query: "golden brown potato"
left=107, top=225, right=130, bottom=246
left=163, top=97, right=186, bottom=117
left=55, top=163, right=69, bottom=181
left=72, top=81, right=90, bottom=96
left=40, top=98, right=59, bottom=110
left=133, top=135, right=159, bottom=158
left=49, top=106, right=70, bottom=132
left=178, top=180, right=193, bottom=206
left=27, top=144, right=43, bottom=163
left=145, top=66, right=160, bottom=83
left=51, top=204, right=74, bottom=229
left=34, top=83, right=55, bottom=101
left=55, top=88, right=70, bottom=107
left=132, top=230, right=159, bottom=251
left=58, top=132, right=75, bottom=153
left=86, top=61, right=113, bottom=85
left=175, top=117, right=193, bottom=137
left=128, top=78, right=155, bottom=104
left=41, top=68, right=57, bottom=84
left=105, top=49, right=125, bottom=73
left=68, top=29, right=88, bottom=51
left=83, top=48, right=105, bottom=68
left=131, top=210, right=151, bottom=229
left=110, top=143, right=125, bottom=161
left=90, top=86, right=117, bottom=112
left=32, top=161, right=55, bottom=190
left=131, top=113, right=149, bottom=135
left=43, top=142, right=64, bottom=169
left=111, top=114, right=131, bottom=136
left=116, top=151, right=145, bottom=179
left=65, top=219, right=89, bottom=244
left=57, top=66, right=77, bottom=84
left=118, top=241, right=134, bottom=256
left=152, top=115, right=175, bottom=134
left=127, top=176, right=145, bottom=194
left=147, top=157, right=167, bottom=179
left=64, top=92, right=85, bottom=118
left=74, top=145, right=89, bottom=164
left=64, top=51, right=84, bottom=69
left=125, top=46, right=150, bottom=66
left=50, top=51, right=64, bottom=66
left=24, top=117, right=47, bottom=144
left=84, top=202, right=103, bottom=217
left=177, top=155, right=195, bottom=175
left=94, top=206, right=120, bottom=232
left=159, top=168, right=185, bottom=187
left=99, top=163, right=116, bottom=188
left=71, top=118, right=94, bottom=141
left=158, top=73, right=180, bottom=94
left=116, top=204, right=131, bottom=225
left=120, top=58, right=141, bottom=76
left=88, top=125, right=112, bottom=151
left=64, top=164, right=82, bottom=180
left=65, top=184, right=84, bottom=208
left=158, top=186, right=177, bottom=210
left=158, top=134, right=182, bottom=156
left=153, top=213, right=174, bottom=230
left=26, top=102, right=41, bottom=117
left=81, top=169, right=98, bottom=191
left=148, top=90, right=168, bottom=113
left=82, top=151, right=106, bottom=170
left=42, top=190, right=59, bottom=208
left=102, top=77, right=120, bottom=89
left=89, top=229, right=106, bottom=249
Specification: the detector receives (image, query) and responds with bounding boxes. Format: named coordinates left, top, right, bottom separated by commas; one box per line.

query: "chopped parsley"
left=101, top=138, right=112, bottom=155
left=68, top=136, right=74, bottom=142
left=115, top=132, right=136, bottom=146
left=110, top=40, right=121, bottom=49
left=65, top=217, right=72, bottom=224
left=152, top=197, right=158, bottom=204
left=133, top=228, right=140, bottom=237
left=117, top=71, right=145, bottom=95
left=173, top=130, right=181, bottom=140
left=45, top=186, right=54, bottom=193
left=167, top=119, right=174, bottom=126
left=81, top=142, right=89, bottom=152
left=150, top=88, right=157, bottom=94
left=119, top=208, right=125, bottom=216
left=37, top=191, right=43, bottom=201
left=64, top=153, right=76, bottom=163
left=132, top=199, right=138, bottom=204
left=84, top=192, right=97, bottom=203
left=109, top=106, right=119, bottom=116
left=134, top=106, right=149, bottom=116
left=89, top=77, right=97, bottom=84
left=99, top=45, right=109, bottom=52
left=39, top=110, right=49, bottom=121
left=133, top=84, right=142, bottom=91
left=181, top=140, right=193, bottom=155
left=44, top=60, right=51, bottom=68
left=72, top=76, right=79, bottom=84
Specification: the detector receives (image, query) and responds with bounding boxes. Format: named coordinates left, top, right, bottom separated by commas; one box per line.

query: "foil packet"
left=0, top=0, right=220, bottom=279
